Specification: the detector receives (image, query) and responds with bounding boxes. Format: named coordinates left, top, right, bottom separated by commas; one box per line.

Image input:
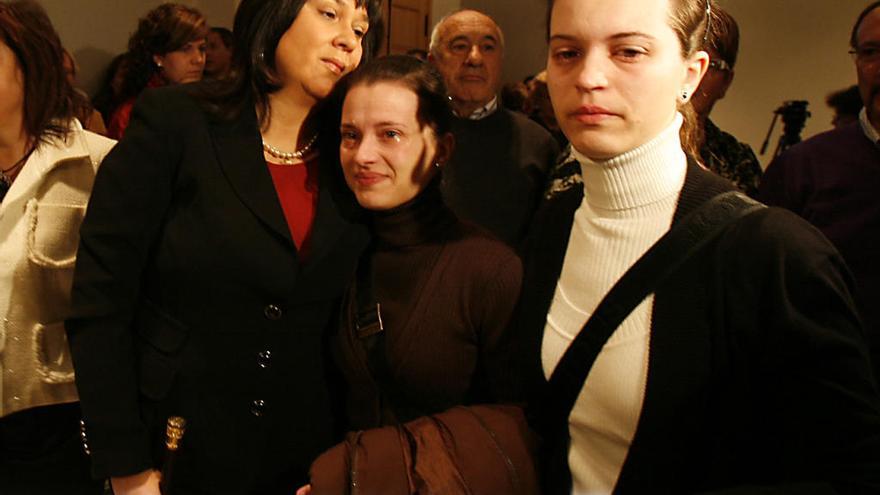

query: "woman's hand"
left=110, top=469, right=162, bottom=495
left=295, top=484, right=312, bottom=495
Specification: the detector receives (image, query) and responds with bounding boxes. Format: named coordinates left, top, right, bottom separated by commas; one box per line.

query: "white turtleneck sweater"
left=542, top=114, right=687, bottom=494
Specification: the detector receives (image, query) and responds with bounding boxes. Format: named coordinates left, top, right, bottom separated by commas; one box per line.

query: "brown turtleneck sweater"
left=330, top=184, right=523, bottom=431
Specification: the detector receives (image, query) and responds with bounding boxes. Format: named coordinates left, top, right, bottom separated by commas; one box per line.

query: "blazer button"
left=251, top=399, right=266, bottom=417
left=264, top=304, right=282, bottom=320
left=257, top=350, right=272, bottom=369
left=79, top=419, right=91, bottom=455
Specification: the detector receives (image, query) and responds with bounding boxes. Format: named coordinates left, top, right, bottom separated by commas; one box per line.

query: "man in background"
left=429, top=10, right=559, bottom=247
left=759, top=1, right=880, bottom=381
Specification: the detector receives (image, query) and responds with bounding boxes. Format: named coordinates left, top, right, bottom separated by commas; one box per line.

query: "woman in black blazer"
left=517, top=0, right=880, bottom=493
left=66, top=1, right=382, bottom=493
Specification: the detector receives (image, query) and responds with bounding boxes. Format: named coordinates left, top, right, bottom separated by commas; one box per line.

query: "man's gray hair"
left=428, top=9, right=505, bottom=57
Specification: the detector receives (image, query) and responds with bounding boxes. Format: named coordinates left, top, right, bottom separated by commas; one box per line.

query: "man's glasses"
left=850, top=45, right=880, bottom=64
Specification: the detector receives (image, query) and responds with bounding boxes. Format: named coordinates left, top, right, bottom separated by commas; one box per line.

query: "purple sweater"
left=759, top=121, right=880, bottom=379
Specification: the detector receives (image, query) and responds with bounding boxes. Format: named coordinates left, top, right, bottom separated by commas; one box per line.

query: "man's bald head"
left=428, top=10, right=504, bottom=117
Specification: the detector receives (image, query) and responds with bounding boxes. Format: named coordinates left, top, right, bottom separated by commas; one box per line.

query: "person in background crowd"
left=524, top=70, right=568, bottom=147
left=404, top=47, right=428, bottom=61
left=106, top=3, right=207, bottom=139
left=66, top=0, right=383, bottom=493
left=827, top=84, right=863, bottom=128
left=759, top=1, right=880, bottom=384
left=204, top=26, right=233, bottom=79
left=61, top=48, right=108, bottom=135
left=91, top=53, right=129, bottom=124
left=691, top=2, right=762, bottom=196
left=516, top=0, right=880, bottom=492
left=429, top=9, right=559, bottom=248
left=0, top=1, right=115, bottom=493
left=501, top=80, right=528, bottom=112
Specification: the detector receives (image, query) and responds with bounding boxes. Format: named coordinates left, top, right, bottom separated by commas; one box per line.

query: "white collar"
left=859, top=107, right=880, bottom=145
left=458, top=96, right=499, bottom=120
left=1, top=120, right=95, bottom=207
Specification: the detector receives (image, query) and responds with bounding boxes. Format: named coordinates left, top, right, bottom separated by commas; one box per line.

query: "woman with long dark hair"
left=517, top=0, right=880, bottom=492
left=66, top=1, right=383, bottom=493
left=0, top=1, right=115, bottom=493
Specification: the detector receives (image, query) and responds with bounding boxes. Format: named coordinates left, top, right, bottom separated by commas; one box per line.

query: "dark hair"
left=0, top=0, right=88, bottom=144
left=199, top=0, right=384, bottom=126
left=703, top=2, right=738, bottom=68
left=338, top=55, right=453, bottom=136
left=852, top=2, right=880, bottom=49
left=92, top=53, right=130, bottom=122
left=210, top=26, right=234, bottom=49
left=119, top=3, right=207, bottom=102
left=826, top=84, right=863, bottom=114
left=545, top=0, right=712, bottom=159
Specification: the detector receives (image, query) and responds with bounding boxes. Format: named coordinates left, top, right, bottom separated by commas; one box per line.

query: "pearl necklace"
left=262, top=134, right=318, bottom=165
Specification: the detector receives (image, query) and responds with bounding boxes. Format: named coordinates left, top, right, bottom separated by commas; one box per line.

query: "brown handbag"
left=309, top=404, right=540, bottom=495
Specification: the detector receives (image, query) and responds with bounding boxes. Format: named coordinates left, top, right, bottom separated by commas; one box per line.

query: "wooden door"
left=379, top=0, right=431, bottom=55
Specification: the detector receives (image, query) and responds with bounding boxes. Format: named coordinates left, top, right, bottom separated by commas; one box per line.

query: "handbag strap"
left=543, top=190, right=764, bottom=427
left=352, top=249, right=425, bottom=423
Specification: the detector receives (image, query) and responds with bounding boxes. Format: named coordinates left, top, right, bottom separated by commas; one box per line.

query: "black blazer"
left=67, top=85, right=369, bottom=494
left=515, top=161, right=880, bottom=493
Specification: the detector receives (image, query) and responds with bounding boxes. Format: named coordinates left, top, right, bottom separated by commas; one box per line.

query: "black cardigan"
left=513, top=161, right=880, bottom=494
left=66, top=85, right=369, bottom=493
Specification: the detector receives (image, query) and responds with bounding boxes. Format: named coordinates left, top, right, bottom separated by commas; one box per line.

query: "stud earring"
left=681, top=89, right=690, bottom=101
left=433, top=162, right=441, bottom=168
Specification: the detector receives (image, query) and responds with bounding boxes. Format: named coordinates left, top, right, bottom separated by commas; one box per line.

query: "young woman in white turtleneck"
left=524, top=0, right=880, bottom=493
left=543, top=113, right=687, bottom=491
left=543, top=0, right=708, bottom=488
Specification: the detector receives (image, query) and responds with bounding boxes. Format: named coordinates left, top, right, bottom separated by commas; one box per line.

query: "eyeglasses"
left=708, top=59, right=732, bottom=72
left=850, top=45, right=880, bottom=64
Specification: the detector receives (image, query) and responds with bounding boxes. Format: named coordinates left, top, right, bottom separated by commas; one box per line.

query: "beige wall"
left=432, top=0, right=462, bottom=30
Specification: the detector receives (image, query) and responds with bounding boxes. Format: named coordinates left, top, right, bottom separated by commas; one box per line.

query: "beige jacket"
left=0, top=120, right=115, bottom=418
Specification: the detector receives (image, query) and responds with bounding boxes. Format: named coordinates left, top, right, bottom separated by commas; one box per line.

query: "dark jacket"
left=66, top=85, right=369, bottom=494
left=515, top=161, right=880, bottom=494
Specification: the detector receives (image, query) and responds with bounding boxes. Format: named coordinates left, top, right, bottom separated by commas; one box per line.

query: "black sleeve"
left=66, top=88, right=186, bottom=479
left=723, top=209, right=880, bottom=494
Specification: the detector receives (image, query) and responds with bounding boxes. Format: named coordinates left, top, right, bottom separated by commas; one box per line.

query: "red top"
left=107, top=74, right=167, bottom=140
left=267, top=157, right=320, bottom=258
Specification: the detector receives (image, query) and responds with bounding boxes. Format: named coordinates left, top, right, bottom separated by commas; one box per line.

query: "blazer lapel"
left=209, top=107, right=294, bottom=247
left=300, top=151, right=363, bottom=272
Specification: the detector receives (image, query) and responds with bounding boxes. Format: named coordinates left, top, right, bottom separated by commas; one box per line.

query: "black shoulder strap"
left=352, top=251, right=422, bottom=423
left=543, top=190, right=764, bottom=426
